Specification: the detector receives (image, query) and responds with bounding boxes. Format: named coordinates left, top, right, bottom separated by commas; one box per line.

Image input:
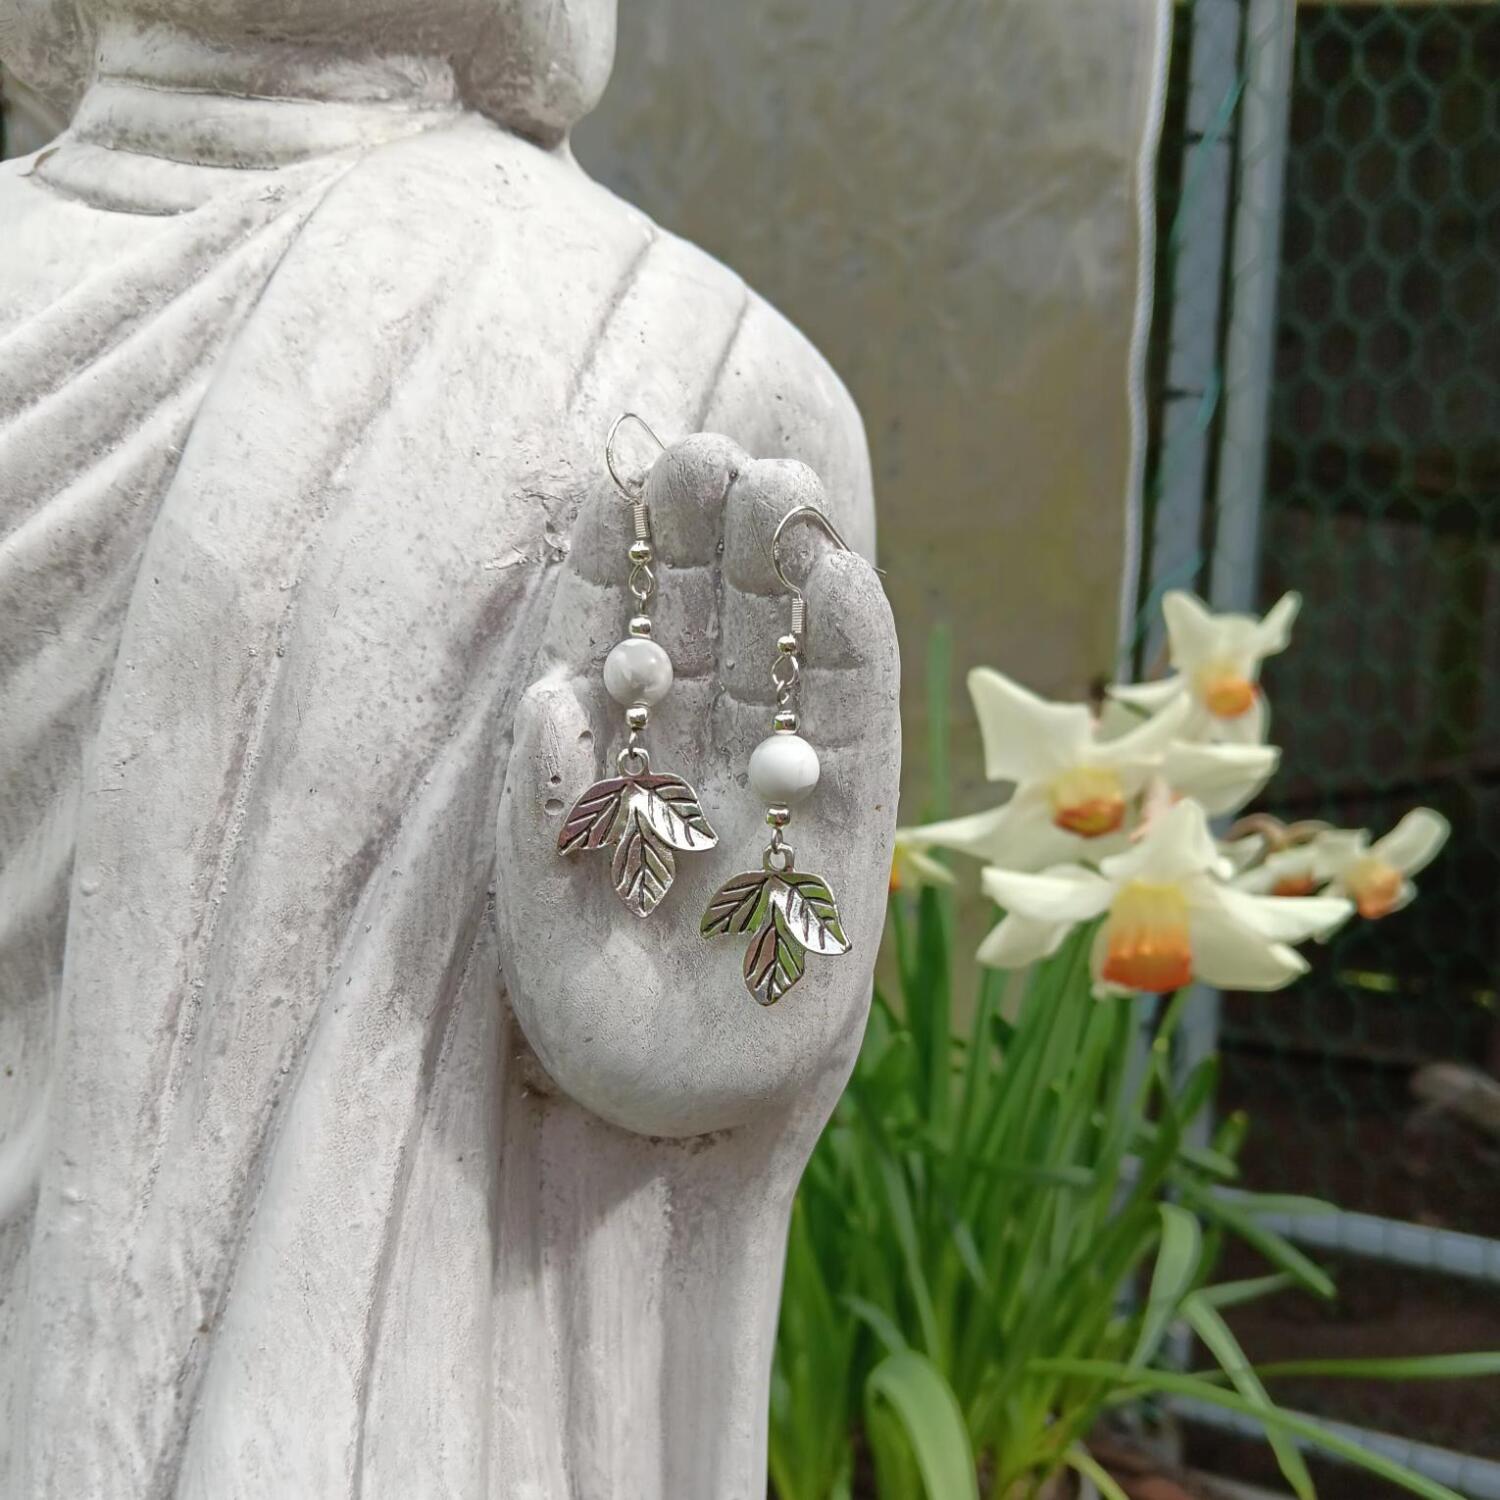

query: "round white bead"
left=603, top=637, right=674, bottom=706
left=748, top=733, right=821, bottom=805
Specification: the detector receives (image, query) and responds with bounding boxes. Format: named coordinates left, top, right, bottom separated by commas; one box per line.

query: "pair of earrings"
left=556, top=415, right=852, bottom=1006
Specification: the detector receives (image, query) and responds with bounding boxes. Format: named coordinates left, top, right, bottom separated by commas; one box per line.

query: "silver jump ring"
left=616, top=744, right=651, bottom=776
left=763, top=829, right=796, bottom=873
left=629, top=562, right=656, bottom=604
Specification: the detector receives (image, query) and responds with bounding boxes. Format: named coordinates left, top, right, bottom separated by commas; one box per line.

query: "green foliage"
left=767, top=635, right=1492, bottom=1500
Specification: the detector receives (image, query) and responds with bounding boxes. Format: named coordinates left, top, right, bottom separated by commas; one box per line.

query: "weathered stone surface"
left=0, top=3, right=899, bottom=1494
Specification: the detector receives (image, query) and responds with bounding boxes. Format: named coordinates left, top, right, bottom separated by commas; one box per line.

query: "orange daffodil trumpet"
left=1110, top=590, right=1301, bottom=744
left=978, top=802, right=1353, bottom=998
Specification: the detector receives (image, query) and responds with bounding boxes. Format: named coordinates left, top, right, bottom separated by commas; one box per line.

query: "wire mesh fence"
left=1144, top=0, right=1500, bottom=1488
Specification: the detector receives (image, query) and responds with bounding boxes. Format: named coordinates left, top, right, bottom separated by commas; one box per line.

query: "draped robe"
left=0, top=104, right=872, bottom=1497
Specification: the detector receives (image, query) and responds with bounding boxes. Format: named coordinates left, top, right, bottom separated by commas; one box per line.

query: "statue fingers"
left=498, top=670, right=609, bottom=914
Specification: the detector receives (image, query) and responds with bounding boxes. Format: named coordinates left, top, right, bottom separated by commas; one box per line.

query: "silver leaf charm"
left=557, top=770, right=717, bottom=916
left=743, top=905, right=806, bottom=1006
left=611, top=809, right=675, bottom=917
left=701, top=869, right=850, bottom=1005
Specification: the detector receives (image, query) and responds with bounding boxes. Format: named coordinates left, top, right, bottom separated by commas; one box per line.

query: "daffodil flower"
left=1232, top=842, right=1327, bottom=898
left=900, top=669, right=1277, bottom=874
left=1112, top=590, right=1301, bottom=744
left=976, top=800, right=1352, bottom=997
left=1314, top=808, right=1450, bottom=920
left=895, top=669, right=1191, bottom=872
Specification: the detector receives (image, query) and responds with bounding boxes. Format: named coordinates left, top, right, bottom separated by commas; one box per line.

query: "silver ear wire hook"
left=606, top=413, right=669, bottom=602
left=605, top=412, right=667, bottom=500
left=770, top=505, right=883, bottom=640
left=770, top=505, right=856, bottom=595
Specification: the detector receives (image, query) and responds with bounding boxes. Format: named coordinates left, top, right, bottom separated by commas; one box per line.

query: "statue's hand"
left=496, top=435, right=899, bottom=1139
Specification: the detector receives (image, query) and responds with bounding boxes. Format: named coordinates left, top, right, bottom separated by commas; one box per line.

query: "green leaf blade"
left=1129, top=1203, right=1202, bottom=1370
left=864, top=1350, right=979, bottom=1500
left=1185, top=1292, right=1316, bottom=1500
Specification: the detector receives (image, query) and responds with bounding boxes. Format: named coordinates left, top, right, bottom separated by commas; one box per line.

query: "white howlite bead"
left=603, top=637, right=673, bottom=706
left=749, top=733, right=820, bottom=805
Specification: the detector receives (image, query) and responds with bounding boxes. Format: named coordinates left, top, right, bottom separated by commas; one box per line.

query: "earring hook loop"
left=770, top=505, right=860, bottom=600
left=605, top=412, right=667, bottom=500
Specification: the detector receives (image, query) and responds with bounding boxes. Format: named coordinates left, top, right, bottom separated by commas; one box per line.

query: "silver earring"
left=556, top=415, right=718, bottom=916
left=701, top=506, right=853, bottom=1004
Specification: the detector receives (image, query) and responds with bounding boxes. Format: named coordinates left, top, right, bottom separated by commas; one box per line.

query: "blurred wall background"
left=0, top=67, right=64, bottom=158
left=577, top=0, right=1171, bottom=820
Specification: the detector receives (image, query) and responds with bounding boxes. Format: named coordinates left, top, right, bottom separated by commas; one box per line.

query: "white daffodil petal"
left=1093, top=692, right=1193, bottom=770
left=907, top=786, right=1080, bottom=872
left=1231, top=863, right=1277, bottom=895
left=1213, top=885, right=1355, bottom=945
left=1207, top=692, right=1270, bottom=746
left=1312, top=829, right=1372, bottom=882
left=1095, top=697, right=1152, bottom=742
left=1189, top=907, right=1309, bottom=991
left=1162, top=590, right=1221, bottom=671
left=981, top=864, right=1113, bottom=923
left=1231, top=845, right=1319, bottom=895
left=1100, top=799, right=1220, bottom=885
left=1251, top=591, right=1302, bottom=656
left=902, top=803, right=1014, bottom=862
left=976, top=912, right=1072, bottom=969
left=1370, top=807, right=1450, bottom=877
left=967, top=667, right=1093, bottom=784
left=1220, top=834, right=1269, bottom=875
left=1163, top=741, right=1280, bottom=816
left=1109, top=677, right=1185, bottom=714
left=891, top=842, right=957, bottom=890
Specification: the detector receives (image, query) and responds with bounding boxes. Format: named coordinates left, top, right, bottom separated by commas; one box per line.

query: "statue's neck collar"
left=40, top=22, right=462, bottom=212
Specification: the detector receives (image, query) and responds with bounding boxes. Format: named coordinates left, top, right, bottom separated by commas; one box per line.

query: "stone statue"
left=0, top=1, right=900, bottom=1495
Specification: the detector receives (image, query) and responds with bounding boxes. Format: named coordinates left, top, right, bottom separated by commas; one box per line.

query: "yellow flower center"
left=1271, top=871, right=1319, bottom=898
left=1101, top=881, right=1192, bottom=993
left=1196, top=662, right=1257, bottom=719
left=1346, top=857, right=1403, bottom=919
left=1049, top=765, right=1127, bottom=838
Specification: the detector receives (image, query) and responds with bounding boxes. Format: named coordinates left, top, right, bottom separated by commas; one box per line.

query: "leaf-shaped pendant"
left=557, top=770, right=717, bottom=915
left=744, top=905, right=807, bottom=1005
left=611, top=809, right=675, bottom=917
left=774, top=873, right=851, bottom=955
left=701, top=868, right=851, bottom=1004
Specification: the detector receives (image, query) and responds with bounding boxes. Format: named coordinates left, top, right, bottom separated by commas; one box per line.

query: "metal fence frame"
left=1148, top=0, right=1500, bottom=1490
